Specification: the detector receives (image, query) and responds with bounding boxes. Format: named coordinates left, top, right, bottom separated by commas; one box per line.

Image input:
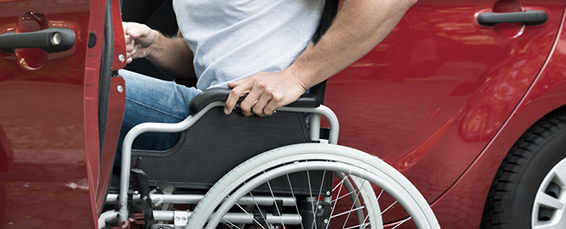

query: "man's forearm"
left=146, top=31, right=196, bottom=79
left=223, top=0, right=417, bottom=116
left=286, top=0, right=417, bottom=89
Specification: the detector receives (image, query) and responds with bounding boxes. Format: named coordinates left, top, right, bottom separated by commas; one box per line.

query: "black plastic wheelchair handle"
left=189, top=88, right=321, bottom=115
left=0, top=28, right=75, bottom=53
left=478, top=10, right=547, bottom=26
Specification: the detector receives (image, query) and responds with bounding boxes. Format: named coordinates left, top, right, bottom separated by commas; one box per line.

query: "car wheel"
left=481, top=112, right=566, bottom=228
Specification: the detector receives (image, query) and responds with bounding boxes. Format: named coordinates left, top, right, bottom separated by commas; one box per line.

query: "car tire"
left=481, top=111, right=566, bottom=228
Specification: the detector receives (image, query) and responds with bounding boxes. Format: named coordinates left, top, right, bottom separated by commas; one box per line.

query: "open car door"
left=0, top=0, right=125, bottom=227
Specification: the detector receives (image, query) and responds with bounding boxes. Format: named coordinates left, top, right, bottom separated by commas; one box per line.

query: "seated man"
left=120, top=0, right=417, bottom=151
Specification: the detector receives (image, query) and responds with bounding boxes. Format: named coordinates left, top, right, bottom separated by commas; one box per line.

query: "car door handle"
left=0, top=28, right=75, bottom=53
left=478, top=10, right=547, bottom=26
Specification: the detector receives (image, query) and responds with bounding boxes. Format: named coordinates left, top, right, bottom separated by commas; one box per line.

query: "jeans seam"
left=126, top=97, right=187, bottom=121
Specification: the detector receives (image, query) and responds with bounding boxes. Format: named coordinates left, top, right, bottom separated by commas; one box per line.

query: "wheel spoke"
left=230, top=180, right=268, bottom=229
left=533, top=207, right=566, bottom=229
left=376, top=189, right=384, bottom=201
left=381, top=200, right=398, bottom=214
left=333, top=190, right=359, bottom=204
left=305, top=169, right=319, bottom=229
left=534, top=217, right=566, bottom=229
left=317, top=170, right=328, bottom=198
left=286, top=174, right=305, bottom=229
left=331, top=206, right=366, bottom=219
left=554, top=167, right=566, bottom=188
left=316, top=170, right=328, bottom=229
left=343, top=223, right=370, bottom=229
left=266, top=180, right=286, bottom=228
left=536, top=192, right=565, bottom=210
left=391, top=217, right=412, bottom=229
left=341, top=177, right=365, bottom=229
left=359, top=196, right=379, bottom=229
left=326, top=173, right=346, bottom=229
left=333, top=174, right=349, bottom=192
left=233, top=195, right=267, bottom=229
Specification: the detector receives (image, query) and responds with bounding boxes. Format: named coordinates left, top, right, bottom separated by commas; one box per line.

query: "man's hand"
left=121, top=22, right=195, bottom=78
left=224, top=70, right=308, bottom=117
left=123, top=22, right=158, bottom=63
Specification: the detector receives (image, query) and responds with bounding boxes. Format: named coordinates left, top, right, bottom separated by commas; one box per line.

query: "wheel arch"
left=478, top=98, right=566, bottom=228
left=429, top=66, right=566, bottom=228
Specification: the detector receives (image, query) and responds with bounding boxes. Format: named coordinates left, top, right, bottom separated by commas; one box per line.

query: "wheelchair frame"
left=99, top=100, right=339, bottom=227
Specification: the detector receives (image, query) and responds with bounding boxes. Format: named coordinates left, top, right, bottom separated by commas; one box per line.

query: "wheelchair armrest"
left=189, top=88, right=321, bottom=115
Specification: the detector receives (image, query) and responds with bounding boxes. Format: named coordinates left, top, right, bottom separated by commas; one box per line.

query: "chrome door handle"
left=0, top=28, right=75, bottom=53
left=478, top=10, right=547, bottom=26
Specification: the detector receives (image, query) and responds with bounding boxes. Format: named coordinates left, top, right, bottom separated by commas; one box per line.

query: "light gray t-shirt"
left=173, top=0, right=324, bottom=90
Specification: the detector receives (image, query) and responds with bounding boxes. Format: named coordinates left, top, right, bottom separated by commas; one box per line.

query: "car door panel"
left=0, top=0, right=125, bottom=227
left=326, top=0, right=566, bottom=213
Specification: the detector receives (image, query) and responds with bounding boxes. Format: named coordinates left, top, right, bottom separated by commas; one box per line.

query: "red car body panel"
left=432, top=11, right=566, bottom=227
left=1, top=0, right=566, bottom=228
left=325, top=0, right=566, bottom=227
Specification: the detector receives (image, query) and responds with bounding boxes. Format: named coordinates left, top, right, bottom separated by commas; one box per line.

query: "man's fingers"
left=224, top=92, right=238, bottom=115
left=126, top=43, right=135, bottom=60
left=263, top=101, right=280, bottom=116
left=125, top=34, right=132, bottom=44
left=252, top=92, right=273, bottom=117
left=224, top=86, right=247, bottom=115
left=124, top=24, right=142, bottom=38
left=224, top=78, right=254, bottom=115
left=239, top=87, right=263, bottom=117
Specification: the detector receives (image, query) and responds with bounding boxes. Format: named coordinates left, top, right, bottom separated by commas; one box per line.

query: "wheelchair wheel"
left=187, top=143, right=439, bottom=229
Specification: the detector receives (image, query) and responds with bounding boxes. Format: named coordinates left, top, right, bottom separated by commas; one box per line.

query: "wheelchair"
left=97, top=86, right=440, bottom=229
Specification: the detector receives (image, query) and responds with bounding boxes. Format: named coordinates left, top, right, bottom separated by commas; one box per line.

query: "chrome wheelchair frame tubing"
left=98, top=102, right=340, bottom=226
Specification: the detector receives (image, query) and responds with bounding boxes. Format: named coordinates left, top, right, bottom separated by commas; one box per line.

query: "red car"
left=1, top=0, right=565, bottom=228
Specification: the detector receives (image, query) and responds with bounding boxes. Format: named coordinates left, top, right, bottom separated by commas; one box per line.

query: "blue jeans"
left=117, top=70, right=201, bottom=153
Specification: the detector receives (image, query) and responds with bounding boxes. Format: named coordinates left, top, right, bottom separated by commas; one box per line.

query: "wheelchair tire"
left=481, top=113, right=566, bottom=229
left=187, top=143, right=439, bottom=229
